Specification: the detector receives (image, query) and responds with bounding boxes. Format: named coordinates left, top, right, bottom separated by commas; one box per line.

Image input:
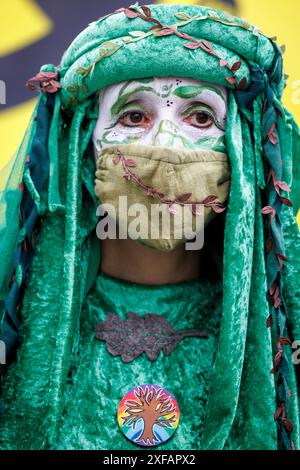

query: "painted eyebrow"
left=173, top=84, right=227, bottom=103
left=110, top=86, right=156, bottom=116
left=180, top=102, right=226, bottom=131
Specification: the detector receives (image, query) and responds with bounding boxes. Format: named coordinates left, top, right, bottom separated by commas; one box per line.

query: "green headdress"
left=0, top=2, right=299, bottom=450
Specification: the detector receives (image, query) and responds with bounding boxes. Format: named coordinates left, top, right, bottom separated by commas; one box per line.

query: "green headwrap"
left=0, top=2, right=299, bottom=450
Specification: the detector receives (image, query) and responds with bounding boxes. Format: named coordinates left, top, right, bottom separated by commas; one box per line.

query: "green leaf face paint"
left=92, top=76, right=227, bottom=157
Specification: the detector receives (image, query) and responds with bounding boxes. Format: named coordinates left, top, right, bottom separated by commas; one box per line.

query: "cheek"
left=181, top=122, right=225, bottom=142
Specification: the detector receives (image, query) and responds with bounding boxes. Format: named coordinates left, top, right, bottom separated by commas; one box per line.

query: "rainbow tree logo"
left=117, top=384, right=180, bottom=447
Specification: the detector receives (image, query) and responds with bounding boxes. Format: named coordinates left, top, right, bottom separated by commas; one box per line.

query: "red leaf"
left=157, top=28, right=174, bottom=36
left=125, top=159, right=136, bottom=167
left=123, top=174, right=131, bottom=181
left=276, top=180, right=291, bottom=192
left=268, top=123, right=277, bottom=145
left=274, top=104, right=283, bottom=118
left=274, top=404, right=283, bottom=421
left=266, top=314, right=273, bottom=328
left=220, top=58, right=229, bottom=67
left=261, top=205, right=275, bottom=215
left=112, top=155, right=121, bottom=165
left=274, top=295, right=281, bottom=309
left=124, top=8, right=139, bottom=18
left=226, top=76, right=237, bottom=85
left=18, top=182, right=24, bottom=192
left=146, top=188, right=157, bottom=197
left=175, top=192, right=192, bottom=203
left=236, top=77, right=247, bottom=90
left=141, top=5, right=151, bottom=17
left=149, top=25, right=161, bottom=31
left=202, top=195, right=218, bottom=204
left=269, top=282, right=277, bottom=296
left=184, top=42, right=201, bottom=50
left=276, top=253, right=289, bottom=262
left=274, top=350, right=283, bottom=368
left=202, top=40, right=212, bottom=50
left=278, top=336, right=292, bottom=345
left=231, top=60, right=242, bottom=72
left=282, top=419, right=293, bottom=433
left=211, top=204, right=227, bottom=213
left=279, top=196, right=293, bottom=207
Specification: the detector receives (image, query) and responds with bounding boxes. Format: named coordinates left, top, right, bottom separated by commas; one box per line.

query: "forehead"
left=98, top=76, right=227, bottom=102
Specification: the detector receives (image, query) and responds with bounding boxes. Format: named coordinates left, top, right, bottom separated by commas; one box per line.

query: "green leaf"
left=111, top=86, right=154, bottom=115
left=122, top=36, right=133, bottom=43
left=280, top=44, right=286, bottom=54
left=67, top=85, right=77, bottom=92
left=175, top=12, right=191, bottom=21
left=101, top=41, right=119, bottom=49
left=128, top=30, right=146, bottom=37
left=76, top=67, right=89, bottom=76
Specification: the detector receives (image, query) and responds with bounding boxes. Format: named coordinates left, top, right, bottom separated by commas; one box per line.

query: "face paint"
left=92, top=76, right=227, bottom=157
left=93, top=77, right=230, bottom=251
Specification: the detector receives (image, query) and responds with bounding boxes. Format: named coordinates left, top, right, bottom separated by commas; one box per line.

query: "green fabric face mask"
left=94, top=143, right=231, bottom=251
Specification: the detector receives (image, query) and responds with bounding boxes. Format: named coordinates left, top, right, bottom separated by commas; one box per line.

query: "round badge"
left=117, top=384, right=180, bottom=447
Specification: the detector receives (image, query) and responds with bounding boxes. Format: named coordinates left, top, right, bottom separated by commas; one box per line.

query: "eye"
left=118, top=110, right=150, bottom=128
left=183, top=110, right=214, bottom=129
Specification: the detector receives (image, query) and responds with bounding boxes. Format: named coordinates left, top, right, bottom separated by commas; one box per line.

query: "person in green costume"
left=0, top=2, right=300, bottom=450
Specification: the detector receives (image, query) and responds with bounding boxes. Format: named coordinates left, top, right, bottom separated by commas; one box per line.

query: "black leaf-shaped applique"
left=94, top=312, right=208, bottom=363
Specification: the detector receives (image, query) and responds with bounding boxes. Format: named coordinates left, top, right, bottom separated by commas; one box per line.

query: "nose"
left=146, top=119, right=187, bottom=149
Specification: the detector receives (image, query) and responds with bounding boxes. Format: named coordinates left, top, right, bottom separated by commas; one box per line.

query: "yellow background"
left=0, top=0, right=299, bottom=225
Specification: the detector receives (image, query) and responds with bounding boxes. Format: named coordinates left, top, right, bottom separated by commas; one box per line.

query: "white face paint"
left=92, top=76, right=228, bottom=158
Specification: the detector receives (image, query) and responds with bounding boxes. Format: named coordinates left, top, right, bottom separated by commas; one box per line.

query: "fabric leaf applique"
left=95, top=312, right=208, bottom=363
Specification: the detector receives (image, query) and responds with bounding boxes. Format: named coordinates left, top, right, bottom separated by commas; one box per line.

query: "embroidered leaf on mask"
left=95, top=312, right=208, bottom=363
left=175, top=192, right=192, bottom=203
left=125, top=159, right=136, bottom=167
left=201, top=195, right=218, bottom=204
left=211, top=205, right=227, bottom=213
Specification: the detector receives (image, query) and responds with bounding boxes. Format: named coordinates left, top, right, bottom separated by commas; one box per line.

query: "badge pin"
left=117, top=384, right=180, bottom=447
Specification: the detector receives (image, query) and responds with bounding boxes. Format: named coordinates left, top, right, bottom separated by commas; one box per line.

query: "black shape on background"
left=0, top=0, right=237, bottom=109
left=0, top=0, right=148, bottom=108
